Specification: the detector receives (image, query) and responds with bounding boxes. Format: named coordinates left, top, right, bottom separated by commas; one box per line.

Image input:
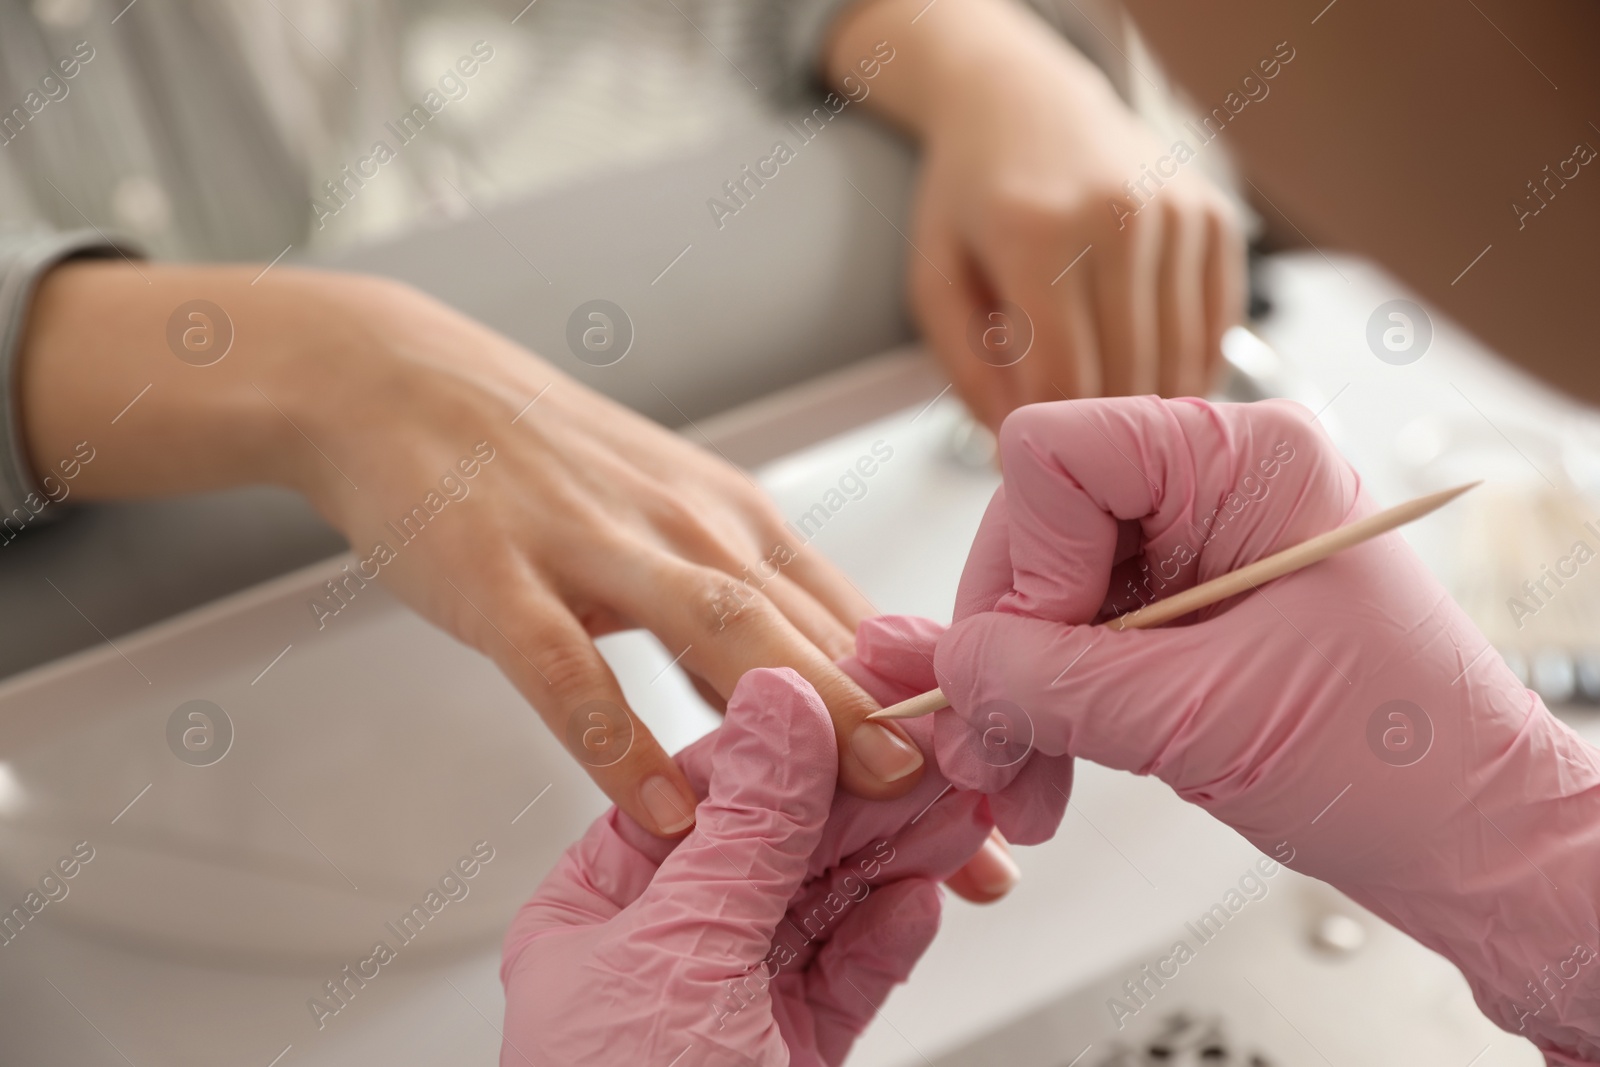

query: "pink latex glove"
left=845, top=613, right=1074, bottom=848
left=927, top=396, right=1600, bottom=1064
left=499, top=666, right=993, bottom=1066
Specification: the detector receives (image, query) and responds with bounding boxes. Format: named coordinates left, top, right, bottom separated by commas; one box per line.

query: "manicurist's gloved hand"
left=844, top=614, right=1073, bottom=850
left=928, top=397, right=1600, bottom=1062
left=499, top=667, right=993, bottom=1066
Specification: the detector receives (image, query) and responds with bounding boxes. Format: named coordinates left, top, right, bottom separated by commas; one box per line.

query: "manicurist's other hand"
left=500, top=667, right=993, bottom=1065
left=19, top=263, right=931, bottom=840
left=826, top=0, right=1245, bottom=428
left=928, top=395, right=1600, bottom=1061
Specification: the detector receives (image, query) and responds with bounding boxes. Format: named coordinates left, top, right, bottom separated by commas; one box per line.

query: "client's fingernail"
left=849, top=722, right=925, bottom=783
left=640, top=776, right=695, bottom=835
left=974, top=835, right=1022, bottom=896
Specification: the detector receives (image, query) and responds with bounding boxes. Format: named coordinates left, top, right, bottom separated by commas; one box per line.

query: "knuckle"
left=528, top=638, right=606, bottom=700
left=986, top=193, right=1075, bottom=248
left=647, top=492, right=713, bottom=545
left=695, top=569, right=778, bottom=638
left=718, top=588, right=781, bottom=639
left=691, top=570, right=745, bottom=632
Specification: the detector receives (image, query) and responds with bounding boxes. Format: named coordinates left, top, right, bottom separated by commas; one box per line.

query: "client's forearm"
left=18, top=262, right=391, bottom=501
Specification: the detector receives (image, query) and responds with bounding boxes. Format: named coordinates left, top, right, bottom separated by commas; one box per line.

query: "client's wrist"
left=825, top=0, right=1112, bottom=140
left=242, top=268, right=407, bottom=499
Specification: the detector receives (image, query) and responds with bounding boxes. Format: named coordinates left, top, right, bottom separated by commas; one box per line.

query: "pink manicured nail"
left=849, top=722, right=925, bottom=783
left=972, top=834, right=1022, bottom=896
left=640, top=776, right=695, bottom=834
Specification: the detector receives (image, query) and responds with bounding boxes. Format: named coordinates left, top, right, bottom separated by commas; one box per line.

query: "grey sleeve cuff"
left=0, top=228, right=143, bottom=521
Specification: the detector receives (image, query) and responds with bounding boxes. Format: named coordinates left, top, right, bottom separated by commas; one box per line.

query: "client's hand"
left=21, top=264, right=931, bottom=843
left=826, top=0, right=1245, bottom=429
left=499, top=667, right=992, bottom=1065
left=924, top=396, right=1600, bottom=1062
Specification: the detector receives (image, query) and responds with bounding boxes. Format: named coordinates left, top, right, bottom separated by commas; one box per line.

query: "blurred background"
left=0, top=1, right=1595, bottom=1064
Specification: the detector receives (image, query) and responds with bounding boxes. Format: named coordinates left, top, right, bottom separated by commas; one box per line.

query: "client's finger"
left=458, top=568, right=698, bottom=839
left=608, top=553, right=926, bottom=798
left=941, top=829, right=1020, bottom=904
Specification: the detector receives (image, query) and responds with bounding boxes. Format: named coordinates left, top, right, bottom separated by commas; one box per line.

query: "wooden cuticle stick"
left=867, top=481, right=1481, bottom=722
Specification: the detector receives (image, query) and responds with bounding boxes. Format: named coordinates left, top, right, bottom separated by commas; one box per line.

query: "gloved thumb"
left=617, top=667, right=838, bottom=983
left=798, top=878, right=943, bottom=1067
left=840, top=615, right=943, bottom=704
left=936, top=607, right=1232, bottom=784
